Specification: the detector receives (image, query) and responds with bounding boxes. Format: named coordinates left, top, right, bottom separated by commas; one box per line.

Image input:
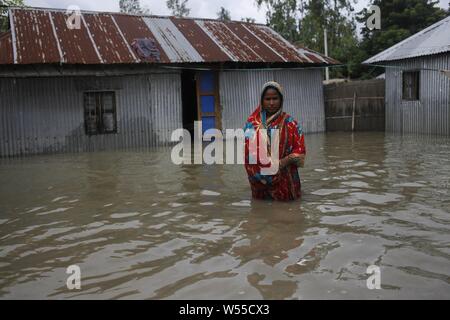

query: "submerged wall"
left=0, top=73, right=183, bottom=157
left=0, top=67, right=327, bottom=157
left=384, top=53, right=450, bottom=136
left=219, top=68, right=326, bottom=133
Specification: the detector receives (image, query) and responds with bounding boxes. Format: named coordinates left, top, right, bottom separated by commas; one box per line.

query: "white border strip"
left=48, top=11, right=64, bottom=64
left=111, top=15, right=139, bottom=63
left=143, top=17, right=203, bottom=63
left=81, top=14, right=104, bottom=63
left=9, top=9, right=18, bottom=64
left=195, top=20, right=237, bottom=62
left=261, top=25, right=314, bottom=63
left=298, top=47, right=327, bottom=63
left=220, top=22, right=264, bottom=62
left=241, top=24, right=287, bottom=62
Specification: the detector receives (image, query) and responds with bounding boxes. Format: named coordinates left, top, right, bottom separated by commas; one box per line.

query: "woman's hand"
left=280, top=153, right=306, bottom=169
left=291, top=153, right=306, bottom=168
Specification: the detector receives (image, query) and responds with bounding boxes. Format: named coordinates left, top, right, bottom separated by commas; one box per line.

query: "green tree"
left=297, top=0, right=363, bottom=78
left=217, top=7, right=231, bottom=21
left=257, top=0, right=362, bottom=79
left=166, top=0, right=190, bottom=17
left=0, top=0, right=25, bottom=32
left=256, top=0, right=300, bottom=42
left=119, top=0, right=150, bottom=14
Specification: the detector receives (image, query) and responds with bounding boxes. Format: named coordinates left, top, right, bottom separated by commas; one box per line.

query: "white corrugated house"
left=364, top=16, right=450, bottom=136
left=0, top=7, right=338, bottom=157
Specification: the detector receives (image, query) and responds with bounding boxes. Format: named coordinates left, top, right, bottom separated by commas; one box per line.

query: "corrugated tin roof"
left=0, top=31, right=13, bottom=64
left=1, top=7, right=338, bottom=66
left=364, top=15, right=450, bottom=64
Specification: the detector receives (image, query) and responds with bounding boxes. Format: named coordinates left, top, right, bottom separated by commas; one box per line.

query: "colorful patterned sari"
left=244, top=105, right=306, bottom=201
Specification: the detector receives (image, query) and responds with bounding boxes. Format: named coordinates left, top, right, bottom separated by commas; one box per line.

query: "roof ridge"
left=7, top=6, right=268, bottom=26
left=3, top=6, right=338, bottom=66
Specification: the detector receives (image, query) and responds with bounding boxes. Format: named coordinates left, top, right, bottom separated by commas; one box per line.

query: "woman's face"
left=262, top=88, right=281, bottom=115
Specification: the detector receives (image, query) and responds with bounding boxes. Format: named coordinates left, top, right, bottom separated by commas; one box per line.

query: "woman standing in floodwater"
left=244, top=81, right=306, bottom=201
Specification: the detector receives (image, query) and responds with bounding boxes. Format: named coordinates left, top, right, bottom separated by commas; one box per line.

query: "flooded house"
left=363, top=15, right=450, bottom=136
left=0, top=7, right=338, bottom=157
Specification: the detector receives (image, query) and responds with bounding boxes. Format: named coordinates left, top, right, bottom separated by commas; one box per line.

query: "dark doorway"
left=181, top=70, right=198, bottom=137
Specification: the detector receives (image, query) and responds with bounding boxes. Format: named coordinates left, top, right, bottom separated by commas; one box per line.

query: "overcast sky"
left=24, top=0, right=450, bottom=23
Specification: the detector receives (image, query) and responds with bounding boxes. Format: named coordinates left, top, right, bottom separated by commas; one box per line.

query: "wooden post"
left=352, top=92, right=357, bottom=132
left=324, top=28, right=329, bottom=81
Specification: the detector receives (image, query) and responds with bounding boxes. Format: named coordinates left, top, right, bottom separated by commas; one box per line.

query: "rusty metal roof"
left=1, top=7, right=338, bottom=66
left=364, top=15, right=450, bottom=64
left=0, top=31, right=13, bottom=64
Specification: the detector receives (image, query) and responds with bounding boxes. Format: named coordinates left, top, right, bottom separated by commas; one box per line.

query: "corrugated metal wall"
left=0, top=67, right=325, bottom=157
left=0, top=73, right=182, bottom=157
left=385, top=53, right=450, bottom=135
left=219, top=68, right=325, bottom=133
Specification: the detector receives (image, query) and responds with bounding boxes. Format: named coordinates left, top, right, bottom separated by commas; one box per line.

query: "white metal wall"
left=385, top=53, right=450, bottom=135
left=0, top=73, right=183, bottom=157
left=219, top=68, right=325, bottom=133
left=0, top=67, right=328, bottom=157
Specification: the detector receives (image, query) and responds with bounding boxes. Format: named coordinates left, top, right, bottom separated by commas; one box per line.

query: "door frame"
left=195, top=70, right=222, bottom=131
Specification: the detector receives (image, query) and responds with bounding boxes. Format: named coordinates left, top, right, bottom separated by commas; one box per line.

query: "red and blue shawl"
left=244, top=105, right=306, bottom=201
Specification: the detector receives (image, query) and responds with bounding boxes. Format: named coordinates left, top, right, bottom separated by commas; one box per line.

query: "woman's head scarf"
left=260, top=81, right=284, bottom=128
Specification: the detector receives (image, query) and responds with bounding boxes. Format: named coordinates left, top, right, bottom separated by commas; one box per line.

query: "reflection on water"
left=0, top=132, right=449, bottom=299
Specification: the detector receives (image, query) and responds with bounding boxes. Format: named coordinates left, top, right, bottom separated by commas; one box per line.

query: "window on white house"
left=84, top=91, right=117, bottom=135
left=402, top=71, right=420, bottom=101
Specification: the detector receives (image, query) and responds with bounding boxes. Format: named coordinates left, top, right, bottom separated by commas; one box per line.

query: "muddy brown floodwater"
left=0, top=132, right=449, bottom=299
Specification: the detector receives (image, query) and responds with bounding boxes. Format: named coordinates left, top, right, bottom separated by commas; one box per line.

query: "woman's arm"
left=280, top=119, right=306, bottom=169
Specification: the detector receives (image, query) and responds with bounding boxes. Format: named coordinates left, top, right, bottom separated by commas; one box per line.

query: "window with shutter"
left=402, top=71, right=420, bottom=101
left=84, top=91, right=117, bottom=135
